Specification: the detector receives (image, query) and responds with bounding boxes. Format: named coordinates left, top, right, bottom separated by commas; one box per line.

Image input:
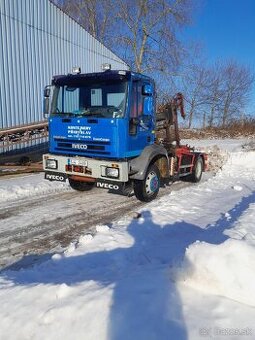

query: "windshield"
left=51, top=80, right=127, bottom=118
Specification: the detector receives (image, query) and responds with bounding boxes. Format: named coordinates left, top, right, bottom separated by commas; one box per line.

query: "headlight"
left=105, top=167, right=119, bottom=178
left=46, top=159, right=58, bottom=169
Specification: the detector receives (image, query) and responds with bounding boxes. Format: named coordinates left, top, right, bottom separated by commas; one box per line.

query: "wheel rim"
left=145, top=171, right=159, bottom=196
left=195, top=160, right=202, bottom=178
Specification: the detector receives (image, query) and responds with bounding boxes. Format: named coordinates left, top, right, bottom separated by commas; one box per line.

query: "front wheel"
left=68, top=178, right=94, bottom=191
left=133, top=164, right=160, bottom=202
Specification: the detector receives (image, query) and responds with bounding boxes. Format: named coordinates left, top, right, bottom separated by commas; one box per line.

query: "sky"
left=184, top=0, right=255, bottom=115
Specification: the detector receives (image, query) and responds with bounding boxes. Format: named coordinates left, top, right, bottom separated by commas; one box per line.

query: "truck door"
left=128, top=80, right=154, bottom=156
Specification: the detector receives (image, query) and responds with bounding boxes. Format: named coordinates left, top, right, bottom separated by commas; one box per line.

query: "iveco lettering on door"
left=72, top=144, right=88, bottom=150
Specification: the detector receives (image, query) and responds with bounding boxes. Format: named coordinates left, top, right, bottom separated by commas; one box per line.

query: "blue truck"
left=43, top=65, right=207, bottom=202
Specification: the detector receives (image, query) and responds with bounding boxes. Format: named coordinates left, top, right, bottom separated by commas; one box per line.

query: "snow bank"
left=177, top=238, right=255, bottom=307
left=174, top=149, right=255, bottom=308
left=221, top=151, right=255, bottom=179
left=0, top=173, right=70, bottom=202
left=203, top=145, right=228, bottom=173
left=242, top=139, right=255, bottom=151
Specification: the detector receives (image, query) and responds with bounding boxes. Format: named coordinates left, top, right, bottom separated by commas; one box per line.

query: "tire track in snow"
left=0, top=180, right=193, bottom=270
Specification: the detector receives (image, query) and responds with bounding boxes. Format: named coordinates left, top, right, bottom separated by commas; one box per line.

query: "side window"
left=130, top=82, right=138, bottom=118
left=130, top=81, right=144, bottom=118
left=129, top=81, right=146, bottom=135
left=56, top=87, right=63, bottom=112
left=137, top=82, right=143, bottom=117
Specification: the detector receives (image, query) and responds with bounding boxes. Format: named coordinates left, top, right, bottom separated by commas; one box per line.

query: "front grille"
left=54, top=138, right=111, bottom=155
left=57, top=142, right=105, bottom=151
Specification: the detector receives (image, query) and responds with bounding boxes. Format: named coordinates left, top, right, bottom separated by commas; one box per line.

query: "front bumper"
left=43, top=154, right=129, bottom=182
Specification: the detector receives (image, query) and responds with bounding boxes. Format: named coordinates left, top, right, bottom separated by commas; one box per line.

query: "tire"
left=187, top=156, right=203, bottom=183
left=133, top=164, right=160, bottom=202
left=68, top=178, right=94, bottom=191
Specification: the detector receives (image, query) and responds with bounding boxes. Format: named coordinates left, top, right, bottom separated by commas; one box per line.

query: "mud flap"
left=95, top=179, right=125, bottom=192
left=44, top=171, right=67, bottom=182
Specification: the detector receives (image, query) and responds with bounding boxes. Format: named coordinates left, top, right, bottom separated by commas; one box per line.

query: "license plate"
left=68, top=159, right=88, bottom=166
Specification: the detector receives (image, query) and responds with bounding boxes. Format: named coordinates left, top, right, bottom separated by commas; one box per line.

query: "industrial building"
left=0, top=0, right=128, bottom=156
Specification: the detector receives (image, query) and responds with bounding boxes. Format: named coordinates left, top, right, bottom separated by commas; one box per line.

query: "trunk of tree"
left=208, top=106, right=215, bottom=127
left=203, top=113, right=206, bottom=128
left=222, top=106, right=228, bottom=127
left=188, top=99, right=195, bottom=129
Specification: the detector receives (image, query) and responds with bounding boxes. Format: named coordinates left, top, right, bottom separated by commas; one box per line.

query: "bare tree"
left=53, top=0, right=194, bottom=79
left=113, top=0, right=192, bottom=74
left=181, top=63, right=211, bottom=128
left=52, top=0, right=114, bottom=42
left=205, top=64, right=223, bottom=127
left=219, top=61, right=254, bottom=126
left=179, top=59, right=254, bottom=128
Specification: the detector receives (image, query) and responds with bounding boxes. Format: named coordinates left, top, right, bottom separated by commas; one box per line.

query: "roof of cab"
left=52, top=70, right=152, bottom=85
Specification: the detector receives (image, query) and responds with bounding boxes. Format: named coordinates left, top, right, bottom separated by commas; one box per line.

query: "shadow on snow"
left=1, top=191, right=255, bottom=339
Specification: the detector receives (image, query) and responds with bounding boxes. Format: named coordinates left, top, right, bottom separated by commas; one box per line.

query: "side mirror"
left=43, top=85, right=52, bottom=118
left=44, top=86, right=51, bottom=98
left=142, top=84, right=153, bottom=96
left=143, top=97, right=153, bottom=116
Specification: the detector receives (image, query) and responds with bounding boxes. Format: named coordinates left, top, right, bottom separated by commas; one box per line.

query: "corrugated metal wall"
left=0, top=0, right=128, bottom=129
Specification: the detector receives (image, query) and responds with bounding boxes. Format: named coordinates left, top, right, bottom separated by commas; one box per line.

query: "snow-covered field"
left=0, top=139, right=255, bottom=340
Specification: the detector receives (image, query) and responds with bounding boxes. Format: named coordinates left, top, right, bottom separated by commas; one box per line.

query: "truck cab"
left=47, top=69, right=155, bottom=159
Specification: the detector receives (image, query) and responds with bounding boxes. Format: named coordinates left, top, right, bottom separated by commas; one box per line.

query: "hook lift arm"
left=156, top=92, right=186, bottom=148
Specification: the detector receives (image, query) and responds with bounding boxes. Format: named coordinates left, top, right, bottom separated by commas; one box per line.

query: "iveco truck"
left=43, top=65, right=207, bottom=202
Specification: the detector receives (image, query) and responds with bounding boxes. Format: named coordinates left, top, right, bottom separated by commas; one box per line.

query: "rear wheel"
left=68, top=178, right=94, bottom=191
left=133, top=164, right=160, bottom=202
left=187, top=156, right=203, bottom=182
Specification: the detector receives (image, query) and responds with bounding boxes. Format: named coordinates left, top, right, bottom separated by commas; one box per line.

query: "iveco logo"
left=96, top=182, right=119, bottom=190
left=46, top=174, right=65, bottom=181
left=72, top=144, right=88, bottom=150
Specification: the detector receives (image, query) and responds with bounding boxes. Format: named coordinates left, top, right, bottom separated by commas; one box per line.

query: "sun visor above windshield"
left=52, top=70, right=131, bottom=86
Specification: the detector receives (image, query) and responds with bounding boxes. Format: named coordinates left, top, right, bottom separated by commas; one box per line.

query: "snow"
left=0, top=173, right=70, bottom=203
left=177, top=239, right=255, bottom=306
left=0, top=138, right=255, bottom=339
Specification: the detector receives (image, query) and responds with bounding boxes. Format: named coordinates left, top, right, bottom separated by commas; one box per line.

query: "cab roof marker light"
left=72, top=67, right=81, bottom=74
left=102, top=63, right=111, bottom=71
